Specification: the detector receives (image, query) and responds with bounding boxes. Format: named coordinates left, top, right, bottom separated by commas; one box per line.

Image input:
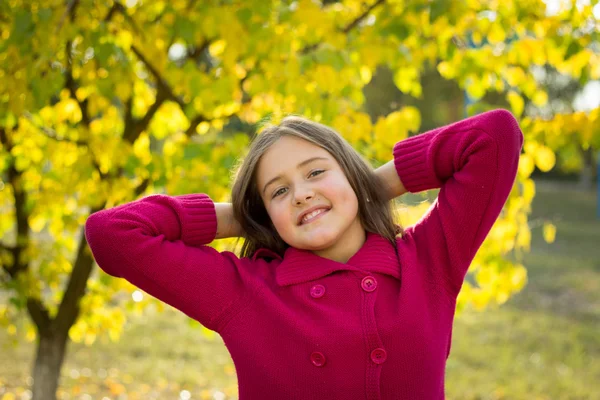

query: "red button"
left=310, top=284, right=325, bottom=298
left=311, top=351, right=326, bottom=367
left=361, top=276, right=377, bottom=292
left=371, top=348, right=387, bottom=364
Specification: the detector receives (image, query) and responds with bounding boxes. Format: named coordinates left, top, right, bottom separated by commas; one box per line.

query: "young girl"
left=85, top=109, right=523, bottom=399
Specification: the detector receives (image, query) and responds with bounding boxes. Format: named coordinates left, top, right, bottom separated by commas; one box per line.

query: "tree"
left=0, top=0, right=598, bottom=398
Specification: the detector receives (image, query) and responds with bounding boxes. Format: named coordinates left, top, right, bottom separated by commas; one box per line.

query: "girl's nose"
left=294, top=186, right=315, bottom=205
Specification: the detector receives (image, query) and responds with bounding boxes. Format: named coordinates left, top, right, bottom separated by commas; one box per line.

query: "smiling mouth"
left=299, top=208, right=330, bottom=225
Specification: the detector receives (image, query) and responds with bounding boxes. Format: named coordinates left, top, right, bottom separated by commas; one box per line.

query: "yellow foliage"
left=331, top=113, right=364, bottom=143
left=507, top=91, right=524, bottom=117
left=488, top=24, right=506, bottom=45
left=532, top=90, right=548, bottom=107
left=534, top=145, right=556, bottom=172
left=133, top=133, right=152, bottom=166
left=437, top=61, right=456, bottom=79
left=543, top=222, right=557, bottom=244
left=0, top=0, right=597, bottom=354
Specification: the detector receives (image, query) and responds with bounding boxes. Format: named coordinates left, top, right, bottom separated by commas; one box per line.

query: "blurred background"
left=0, top=0, right=599, bottom=399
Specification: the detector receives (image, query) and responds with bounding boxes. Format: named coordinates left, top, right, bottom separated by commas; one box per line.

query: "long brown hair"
left=231, top=115, right=403, bottom=259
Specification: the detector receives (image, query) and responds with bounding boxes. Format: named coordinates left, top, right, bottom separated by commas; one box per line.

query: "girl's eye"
left=271, top=170, right=325, bottom=199
left=273, top=187, right=287, bottom=198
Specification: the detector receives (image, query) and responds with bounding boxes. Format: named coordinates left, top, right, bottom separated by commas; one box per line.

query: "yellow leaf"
left=393, top=67, right=418, bottom=94
left=534, top=146, right=556, bottom=172
left=488, top=24, right=506, bottom=45
left=543, top=222, right=556, bottom=243
left=471, top=289, right=490, bottom=311
left=510, top=264, right=528, bottom=290
left=504, top=67, right=525, bottom=87
left=465, top=75, right=486, bottom=100
left=133, top=133, right=151, bottom=165
left=437, top=61, right=455, bottom=79
left=532, top=90, right=548, bottom=107
left=495, top=289, right=510, bottom=305
left=517, top=224, right=531, bottom=251
left=521, top=178, right=536, bottom=202
left=115, top=30, right=133, bottom=49
left=29, top=214, right=46, bottom=233
left=507, top=91, right=524, bottom=117
left=360, top=66, right=372, bottom=84
left=518, top=154, right=535, bottom=178
left=196, top=121, right=210, bottom=135
left=209, top=39, right=227, bottom=56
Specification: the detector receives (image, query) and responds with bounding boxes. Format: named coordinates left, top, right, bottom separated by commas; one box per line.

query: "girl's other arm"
left=392, top=109, right=523, bottom=296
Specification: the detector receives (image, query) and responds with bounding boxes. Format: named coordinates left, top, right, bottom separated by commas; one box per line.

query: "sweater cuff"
left=392, top=132, right=441, bottom=193
left=169, top=194, right=217, bottom=246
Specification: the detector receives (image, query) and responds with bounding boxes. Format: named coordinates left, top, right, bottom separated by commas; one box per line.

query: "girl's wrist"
left=214, top=202, right=243, bottom=239
left=374, top=160, right=407, bottom=201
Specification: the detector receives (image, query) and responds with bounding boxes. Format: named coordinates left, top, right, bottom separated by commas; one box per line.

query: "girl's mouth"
left=299, top=208, right=330, bottom=225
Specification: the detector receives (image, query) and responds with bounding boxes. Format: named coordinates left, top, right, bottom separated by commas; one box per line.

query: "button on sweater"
left=85, top=109, right=523, bottom=399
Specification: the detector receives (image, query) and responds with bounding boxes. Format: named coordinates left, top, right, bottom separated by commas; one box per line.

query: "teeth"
left=302, top=209, right=326, bottom=223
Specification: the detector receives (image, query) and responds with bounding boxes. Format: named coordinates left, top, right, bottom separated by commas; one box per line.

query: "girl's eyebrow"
left=262, top=156, right=329, bottom=195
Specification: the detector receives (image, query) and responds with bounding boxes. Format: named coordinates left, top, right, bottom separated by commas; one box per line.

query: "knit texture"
left=85, top=109, right=523, bottom=400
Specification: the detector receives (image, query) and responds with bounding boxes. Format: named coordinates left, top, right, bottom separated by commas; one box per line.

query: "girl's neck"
left=311, top=220, right=366, bottom=263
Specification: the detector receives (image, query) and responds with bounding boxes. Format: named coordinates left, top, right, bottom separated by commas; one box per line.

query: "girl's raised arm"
left=390, top=109, right=523, bottom=296
left=85, top=194, right=250, bottom=332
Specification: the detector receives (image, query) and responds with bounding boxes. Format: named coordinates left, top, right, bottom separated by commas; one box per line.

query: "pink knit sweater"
left=85, top=109, right=523, bottom=399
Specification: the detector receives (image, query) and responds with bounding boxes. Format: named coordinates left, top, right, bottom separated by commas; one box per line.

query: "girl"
left=85, top=109, right=523, bottom=399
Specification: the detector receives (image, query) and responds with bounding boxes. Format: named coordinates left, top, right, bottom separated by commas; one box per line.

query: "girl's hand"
left=374, top=160, right=407, bottom=201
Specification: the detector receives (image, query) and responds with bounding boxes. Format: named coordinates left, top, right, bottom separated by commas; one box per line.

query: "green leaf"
left=430, top=1, right=451, bottom=22
left=564, top=40, right=583, bottom=60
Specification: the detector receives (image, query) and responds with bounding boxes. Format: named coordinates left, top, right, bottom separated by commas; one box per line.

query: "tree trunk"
left=31, top=329, right=69, bottom=400
left=28, top=231, right=101, bottom=400
left=579, top=147, right=596, bottom=191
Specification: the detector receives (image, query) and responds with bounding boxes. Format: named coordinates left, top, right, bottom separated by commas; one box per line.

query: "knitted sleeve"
left=392, top=109, right=523, bottom=296
left=85, top=194, right=248, bottom=332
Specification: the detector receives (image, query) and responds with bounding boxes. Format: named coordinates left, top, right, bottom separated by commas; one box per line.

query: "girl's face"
left=256, top=136, right=365, bottom=260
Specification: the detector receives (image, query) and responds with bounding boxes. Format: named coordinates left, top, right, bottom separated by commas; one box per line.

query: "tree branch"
left=0, top=126, right=29, bottom=280
left=26, top=297, right=52, bottom=333
left=65, top=40, right=91, bottom=127
left=110, top=2, right=243, bottom=141
left=22, top=111, right=108, bottom=179
left=134, top=178, right=150, bottom=197
left=185, top=115, right=208, bottom=137
left=55, top=0, right=79, bottom=34
left=341, top=0, right=385, bottom=34
left=187, top=39, right=212, bottom=66
left=22, top=112, right=88, bottom=146
left=0, top=242, right=16, bottom=252
left=122, top=88, right=167, bottom=144
left=130, top=45, right=184, bottom=109
left=301, top=0, right=386, bottom=54
left=55, top=220, right=102, bottom=334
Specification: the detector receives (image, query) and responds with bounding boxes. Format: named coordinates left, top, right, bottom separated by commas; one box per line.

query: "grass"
left=446, top=181, right=600, bottom=399
left=0, top=181, right=599, bottom=399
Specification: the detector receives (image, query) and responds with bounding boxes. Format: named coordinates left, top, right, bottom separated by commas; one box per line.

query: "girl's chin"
left=296, top=230, right=340, bottom=249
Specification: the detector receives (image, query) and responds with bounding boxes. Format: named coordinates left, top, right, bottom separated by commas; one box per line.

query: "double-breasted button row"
left=361, top=276, right=377, bottom=292
left=310, top=276, right=377, bottom=297
left=310, top=349, right=386, bottom=367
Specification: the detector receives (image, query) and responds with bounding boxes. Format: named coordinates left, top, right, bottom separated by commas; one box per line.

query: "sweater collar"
left=274, top=231, right=401, bottom=286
